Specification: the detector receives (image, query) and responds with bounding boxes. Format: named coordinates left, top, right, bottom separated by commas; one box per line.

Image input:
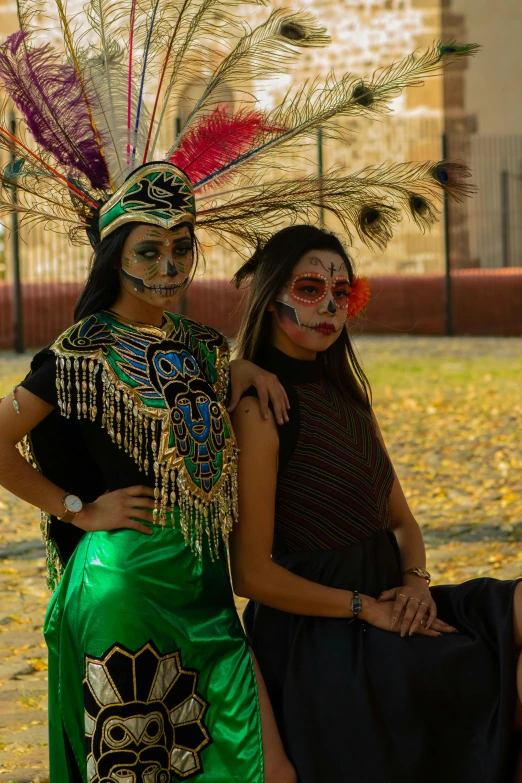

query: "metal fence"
left=447, top=133, right=522, bottom=270
left=1, top=128, right=521, bottom=349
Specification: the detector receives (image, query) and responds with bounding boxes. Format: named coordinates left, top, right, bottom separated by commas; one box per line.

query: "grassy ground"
left=0, top=337, right=520, bottom=781
left=356, top=336, right=522, bottom=583
left=1, top=336, right=521, bottom=581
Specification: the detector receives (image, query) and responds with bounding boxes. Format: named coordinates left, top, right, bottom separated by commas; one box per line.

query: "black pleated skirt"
left=244, top=530, right=520, bottom=783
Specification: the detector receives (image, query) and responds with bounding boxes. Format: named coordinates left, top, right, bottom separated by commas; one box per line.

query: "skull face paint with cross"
left=272, top=250, right=351, bottom=353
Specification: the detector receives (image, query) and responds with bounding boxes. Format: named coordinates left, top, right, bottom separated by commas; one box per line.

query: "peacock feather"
left=0, top=0, right=480, bottom=253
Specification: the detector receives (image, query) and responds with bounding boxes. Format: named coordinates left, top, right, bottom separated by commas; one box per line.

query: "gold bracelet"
left=402, top=567, right=431, bottom=585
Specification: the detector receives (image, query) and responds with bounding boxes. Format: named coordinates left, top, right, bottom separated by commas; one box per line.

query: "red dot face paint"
left=288, top=272, right=351, bottom=310
left=290, top=273, right=329, bottom=305
left=331, top=276, right=351, bottom=311
left=273, top=250, right=351, bottom=353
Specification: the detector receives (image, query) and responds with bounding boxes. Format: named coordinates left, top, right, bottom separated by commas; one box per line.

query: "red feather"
left=169, top=105, right=272, bottom=186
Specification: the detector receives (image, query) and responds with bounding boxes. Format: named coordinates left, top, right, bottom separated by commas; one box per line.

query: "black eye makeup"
left=172, top=242, right=193, bottom=256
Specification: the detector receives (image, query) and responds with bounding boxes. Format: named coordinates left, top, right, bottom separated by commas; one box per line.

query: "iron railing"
left=1, top=129, right=521, bottom=349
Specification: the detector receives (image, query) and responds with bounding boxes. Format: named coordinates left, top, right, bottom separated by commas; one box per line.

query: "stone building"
left=0, top=0, right=513, bottom=283
left=443, top=0, right=522, bottom=269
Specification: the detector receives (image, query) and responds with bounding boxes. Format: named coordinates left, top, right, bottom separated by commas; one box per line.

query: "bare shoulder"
left=231, top=395, right=279, bottom=451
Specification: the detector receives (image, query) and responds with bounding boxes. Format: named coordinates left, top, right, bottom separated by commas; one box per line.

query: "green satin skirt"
left=44, top=518, right=264, bottom=783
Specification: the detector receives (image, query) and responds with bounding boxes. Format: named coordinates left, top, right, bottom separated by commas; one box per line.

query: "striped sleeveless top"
left=257, top=345, right=394, bottom=553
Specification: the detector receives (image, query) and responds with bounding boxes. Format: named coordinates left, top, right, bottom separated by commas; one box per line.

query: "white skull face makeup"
left=273, top=250, right=351, bottom=353
left=120, top=224, right=194, bottom=310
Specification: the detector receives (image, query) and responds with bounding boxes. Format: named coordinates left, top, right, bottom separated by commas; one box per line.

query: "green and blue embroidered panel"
left=51, top=311, right=237, bottom=558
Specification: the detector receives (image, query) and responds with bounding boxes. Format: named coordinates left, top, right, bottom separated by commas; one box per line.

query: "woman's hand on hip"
left=73, top=485, right=156, bottom=534
left=378, top=585, right=457, bottom=637
left=361, top=596, right=455, bottom=637
left=228, top=359, right=290, bottom=425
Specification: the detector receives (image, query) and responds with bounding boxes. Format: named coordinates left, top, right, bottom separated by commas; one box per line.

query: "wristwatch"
left=402, top=566, right=431, bottom=585
left=59, top=494, right=83, bottom=524
left=351, top=589, right=363, bottom=619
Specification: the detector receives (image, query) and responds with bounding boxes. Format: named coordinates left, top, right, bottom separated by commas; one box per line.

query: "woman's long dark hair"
left=74, top=221, right=198, bottom=321
left=234, top=224, right=372, bottom=412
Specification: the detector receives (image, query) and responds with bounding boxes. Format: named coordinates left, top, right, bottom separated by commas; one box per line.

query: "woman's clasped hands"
left=381, top=583, right=458, bottom=637
left=359, top=583, right=458, bottom=638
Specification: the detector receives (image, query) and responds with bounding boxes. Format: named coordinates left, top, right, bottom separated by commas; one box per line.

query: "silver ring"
left=409, top=597, right=420, bottom=604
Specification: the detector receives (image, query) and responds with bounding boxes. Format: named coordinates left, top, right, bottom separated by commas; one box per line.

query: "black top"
left=255, top=345, right=394, bottom=552
left=254, top=345, right=323, bottom=472
left=21, top=345, right=164, bottom=566
left=20, top=348, right=100, bottom=564
left=21, top=347, right=150, bottom=492
left=20, top=311, right=235, bottom=571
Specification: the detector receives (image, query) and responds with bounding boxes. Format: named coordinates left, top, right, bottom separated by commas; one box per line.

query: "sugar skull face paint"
left=273, top=250, right=351, bottom=353
left=120, top=224, right=194, bottom=310
left=289, top=272, right=351, bottom=311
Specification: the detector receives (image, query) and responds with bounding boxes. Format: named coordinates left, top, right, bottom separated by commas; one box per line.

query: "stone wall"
left=446, top=0, right=522, bottom=135
left=1, top=0, right=465, bottom=285
left=234, top=0, right=448, bottom=276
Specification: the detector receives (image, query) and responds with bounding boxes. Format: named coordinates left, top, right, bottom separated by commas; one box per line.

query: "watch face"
left=65, top=494, right=83, bottom=513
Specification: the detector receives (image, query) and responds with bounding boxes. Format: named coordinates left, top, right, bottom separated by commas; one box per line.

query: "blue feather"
left=131, top=0, right=161, bottom=170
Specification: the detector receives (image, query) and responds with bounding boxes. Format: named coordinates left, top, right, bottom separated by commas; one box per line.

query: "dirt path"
left=0, top=337, right=520, bottom=781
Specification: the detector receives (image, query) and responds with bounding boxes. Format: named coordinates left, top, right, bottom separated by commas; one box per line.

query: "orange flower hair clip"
left=348, top=276, right=371, bottom=318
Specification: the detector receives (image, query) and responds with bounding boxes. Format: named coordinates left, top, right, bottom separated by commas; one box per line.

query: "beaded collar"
left=49, top=311, right=237, bottom=560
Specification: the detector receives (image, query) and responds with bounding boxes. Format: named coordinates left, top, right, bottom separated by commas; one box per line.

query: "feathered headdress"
left=0, top=0, right=479, bottom=249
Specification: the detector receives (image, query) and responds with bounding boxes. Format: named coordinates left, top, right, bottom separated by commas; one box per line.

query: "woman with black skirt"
left=230, top=224, right=522, bottom=783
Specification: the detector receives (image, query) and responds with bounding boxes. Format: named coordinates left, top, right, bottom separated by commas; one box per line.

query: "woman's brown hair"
left=233, top=224, right=372, bottom=412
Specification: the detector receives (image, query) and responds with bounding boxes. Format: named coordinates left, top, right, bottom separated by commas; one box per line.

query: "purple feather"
left=0, top=31, right=109, bottom=190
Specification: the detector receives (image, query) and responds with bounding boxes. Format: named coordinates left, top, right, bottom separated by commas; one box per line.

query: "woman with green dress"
left=0, top=163, right=296, bottom=781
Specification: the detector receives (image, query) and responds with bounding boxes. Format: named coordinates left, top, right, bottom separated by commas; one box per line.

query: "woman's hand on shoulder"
left=377, top=584, right=457, bottom=637
left=228, top=359, right=290, bottom=426
left=73, top=485, right=156, bottom=535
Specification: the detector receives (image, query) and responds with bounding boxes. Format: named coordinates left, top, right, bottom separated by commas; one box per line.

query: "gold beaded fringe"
left=54, top=356, right=238, bottom=560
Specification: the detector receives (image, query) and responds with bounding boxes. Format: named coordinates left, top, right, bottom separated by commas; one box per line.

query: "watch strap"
left=350, top=589, right=362, bottom=619
left=58, top=508, right=76, bottom=524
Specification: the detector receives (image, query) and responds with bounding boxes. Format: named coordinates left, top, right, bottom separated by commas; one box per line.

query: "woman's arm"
left=0, top=387, right=68, bottom=517
left=372, top=413, right=428, bottom=578
left=230, top=396, right=355, bottom=618
left=228, top=360, right=290, bottom=425
left=0, top=387, right=154, bottom=534
left=230, top=397, right=445, bottom=636
left=372, top=413, right=456, bottom=636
